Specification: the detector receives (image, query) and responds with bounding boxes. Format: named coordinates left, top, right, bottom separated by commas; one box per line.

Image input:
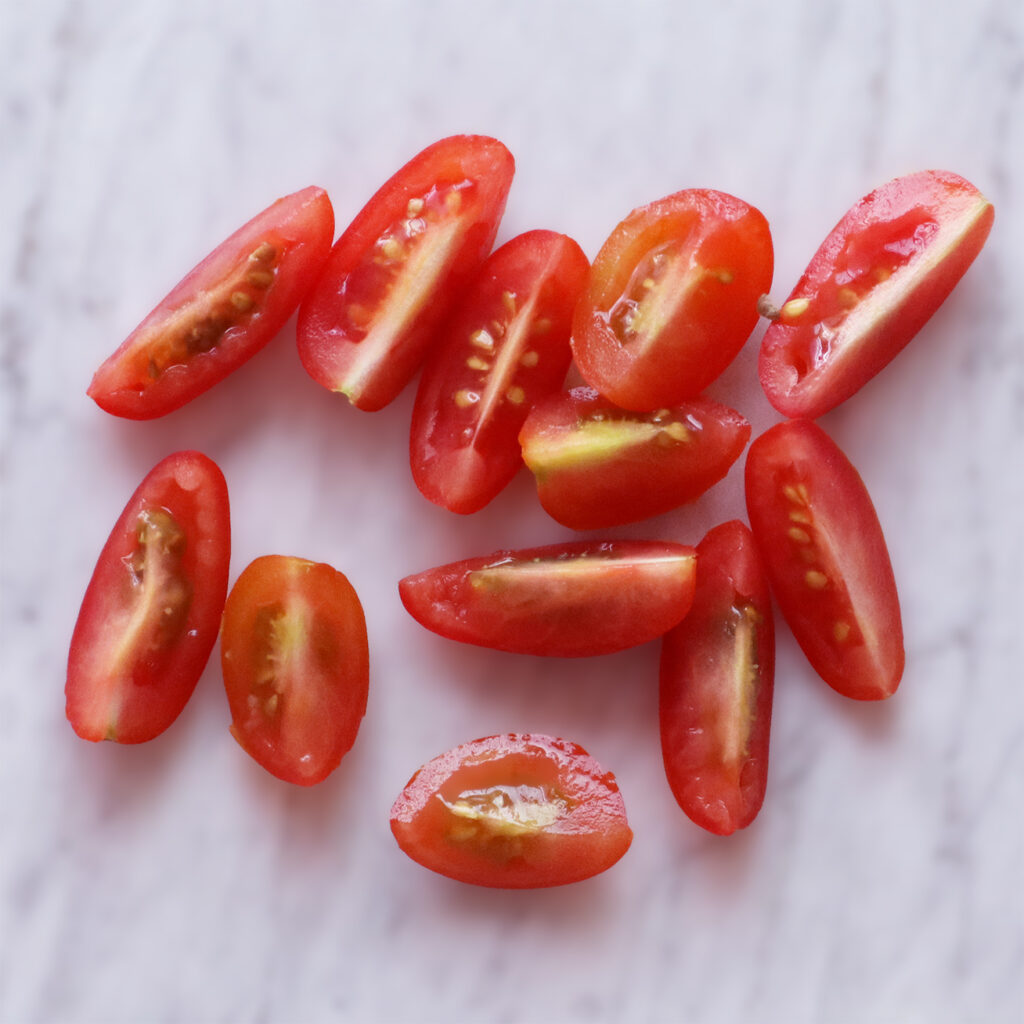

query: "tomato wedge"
left=759, top=170, right=994, bottom=419
left=297, top=135, right=515, bottom=411
left=410, top=230, right=589, bottom=514
left=399, top=540, right=697, bottom=657
left=220, top=555, right=369, bottom=786
left=89, top=187, right=334, bottom=419
left=571, top=189, right=773, bottom=410
left=519, top=387, right=750, bottom=530
left=66, top=451, right=231, bottom=742
left=390, top=734, right=632, bottom=888
left=660, top=520, right=775, bottom=836
left=744, top=420, right=904, bottom=700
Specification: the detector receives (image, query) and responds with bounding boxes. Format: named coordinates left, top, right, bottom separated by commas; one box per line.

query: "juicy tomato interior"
left=66, top=451, right=231, bottom=743
left=221, top=555, right=369, bottom=786
left=660, top=520, right=775, bottom=835
left=390, top=734, right=632, bottom=888
left=297, top=135, right=515, bottom=411
left=572, top=189, right=773, bottom=410
left=410, top=230, right=589, bottom=514
left=744, top=420, right=904, bottom=700
left=399, top=540, right=697, bottom=657
left=519, top=387, right=750, bottom=530
left=760, top=170, right=994, bottom=418
left=89, top=187, right=334, bottom=419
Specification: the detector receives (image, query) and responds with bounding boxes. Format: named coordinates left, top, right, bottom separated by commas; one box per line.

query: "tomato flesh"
left=221, top=555, right=369, bottom=786
left=744, top=420, right=904, bottom=700
left=66, top=451, right=231, bottom=742
left=390, top=734, right=632, bottom=888
left=410, top=230, right=588, bottom=514
left=660, top=521, right=775, bottom=835
left=399, top=540, right=697, bottom=657
left=519, top=387, right=750, bottom=530
left=89, top=187, right=334, bottom=419
left=297, top=136, right=515, bottom=411
left=572, top=189, right=773, bottom=410
left=759, top=170, right=994, bottom=418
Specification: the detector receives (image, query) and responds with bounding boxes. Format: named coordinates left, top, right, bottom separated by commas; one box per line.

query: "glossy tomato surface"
left=572, top=189, right=773, bottom=410
left=221, top=555, right=369, bottom=786
left=410, top=230, right=588, bottom=514
left=519, top=387, right=750, bottom=530
left=759, top=170, right=994, bottom=419
left=297, top=135, right=515, bottom=411
left=89, top=187, right=334, bottom=419
left=660, top=520, right=775, bottom=836
left=390, top=734, right=632, bottom=888
left=399, top=540, right=697, bottom=657
left=745, top=420, right=904, bottom=700
left=66, top=451, right=231, bottom=742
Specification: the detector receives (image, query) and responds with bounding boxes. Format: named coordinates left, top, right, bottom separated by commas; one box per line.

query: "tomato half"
left=89, top=187, right=334, bottom=419
left=759, top=170, right=994, bottom=419
left=390, top=734, right=632, bottom=888
left=220, top=555, right=369, bottom=786
left=399, top=540, right=697, bottom=657
left=66, top=451, right=231, bottom=742
left=519, top=387, right=750, bottom=530
left=297, top=135, right=515, bottom=411
left=660, top=520, right=775, bottom=836
left=744, top=420, right=904, bottom=700
left=410, top=230, right=588, bottom=514
left=571, top=189, right=773, bottom=410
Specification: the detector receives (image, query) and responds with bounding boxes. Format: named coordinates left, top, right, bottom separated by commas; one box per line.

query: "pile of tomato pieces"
left=69, top=135, right=993, bottom=889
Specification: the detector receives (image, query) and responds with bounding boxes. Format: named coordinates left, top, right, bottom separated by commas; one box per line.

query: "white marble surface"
left=2, top=1, right=1022, bottom=1022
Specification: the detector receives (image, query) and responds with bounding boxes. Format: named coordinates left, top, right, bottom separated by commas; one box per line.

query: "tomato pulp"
left=66, top=451, right=231, bottom=742
left=390, top=734, right=633, bottom=888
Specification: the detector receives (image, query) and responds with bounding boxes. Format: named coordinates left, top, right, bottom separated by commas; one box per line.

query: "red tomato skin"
left=410, top=230, right=589, bottom=514
left=519, top=387, right=751, bottom=530
left=759, top=170, right=994, bottom=419
left=572, top=189, right=773, bottom=411
left=220, top=555, right=369, bottom=786
left=399, top=540, right=697, bottom=657
left=390, top=734, right=633, bottom=889
left=297, top=136, right=515, bottom=411
left=88, top=187, right=334, bottom=419
left=66, top=451, right=231, bottom=743
left=659, top=521, right=775, bottom=836
left=744, top=420, right=904, bottom=700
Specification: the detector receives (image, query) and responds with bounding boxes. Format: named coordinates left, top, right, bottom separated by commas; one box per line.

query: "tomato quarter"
left=519, top=387, right=750, bottom=530
left=399, top=540, right=697, bottom=657
left=390, top=734, right=632, bottom=888
left=744, top=420, right=904, bottom=701
left=89, top=187, right=334, bottom=419
left=66, top=451, right=231, bottom=743
left=759, top=170, right=994, bottom=419
left=572, top=189, right=773, bottom=410
left=660, top=520, right=775, bottom=836
left=297, top=135, right=515, bottom=411
left=410, top=230, right=588, bottom=514
left=220, top=555, right=369, bottom=786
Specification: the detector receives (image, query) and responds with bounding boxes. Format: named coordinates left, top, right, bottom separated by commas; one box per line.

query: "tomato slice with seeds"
left=519, top=387, right=750, bottom=530
left=410, top=230, right=588, bottom=514
left=66, top=451, right=231, bottom=742
left=759, top=170, right=994, bottom=419
left=297, top=135, right=515, bottom=411
left=660, top=520, right=775, bottom=836
left=220, top=555, right=369, bottom=786
left=390, top=734, right=632, bottom=888
left=744, top=420, right=904, bottom=701
left=572, top=189, right=773, bottom=411
left=89, top=187, right=334, bottom=419
left=399, top=540, right=697, bottom=657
